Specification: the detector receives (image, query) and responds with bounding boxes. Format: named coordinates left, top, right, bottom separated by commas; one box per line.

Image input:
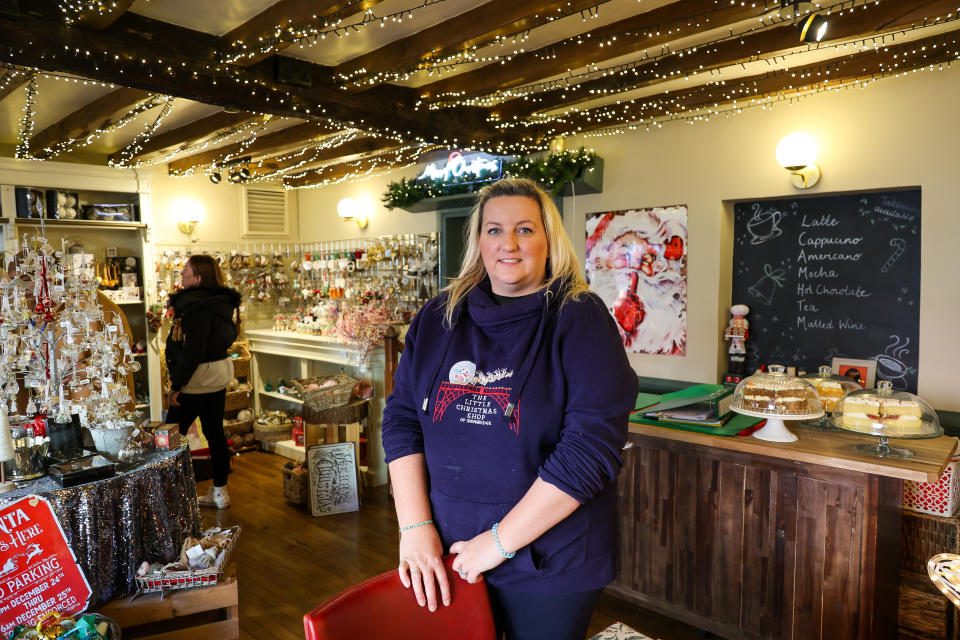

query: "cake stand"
left=731, top=407, right=823, bottom=443
left=829, top=380, right=942, bottom=458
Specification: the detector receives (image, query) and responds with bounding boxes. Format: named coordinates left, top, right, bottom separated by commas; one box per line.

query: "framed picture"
left=831, top=357, right=878, bottom=389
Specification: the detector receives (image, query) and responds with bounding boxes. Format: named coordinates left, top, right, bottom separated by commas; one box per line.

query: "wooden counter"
left=628, top=421, right=957, bottom=483
left=611, top=423, right=958, bottom=640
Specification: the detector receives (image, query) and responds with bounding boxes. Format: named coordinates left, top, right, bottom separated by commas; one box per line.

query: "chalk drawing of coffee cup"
left=747, top=205, right=783, bottom=245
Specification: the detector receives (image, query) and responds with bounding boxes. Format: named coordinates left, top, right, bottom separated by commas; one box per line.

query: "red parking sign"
left=0, top=496, right=92, bottom=636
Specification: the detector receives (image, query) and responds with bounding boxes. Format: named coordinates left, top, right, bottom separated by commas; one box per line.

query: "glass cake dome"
left=799, top=365, right=862, bottom=430
left=830, top=380, right=942, bottom=458
left=731, top=364, right=823, bottom=443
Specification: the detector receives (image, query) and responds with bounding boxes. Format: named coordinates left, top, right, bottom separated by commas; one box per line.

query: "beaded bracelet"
left=398, top=519, right=433, bottom=533
left=491, top=522, right=515, bottom=559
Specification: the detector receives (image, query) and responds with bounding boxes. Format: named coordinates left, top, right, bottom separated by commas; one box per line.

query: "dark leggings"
left=166, top=388, right=230, bottom=486
left=486, top=584, right=603, bottom=640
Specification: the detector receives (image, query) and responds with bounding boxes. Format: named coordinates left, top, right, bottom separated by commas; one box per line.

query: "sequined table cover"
left=0, top=446, right=201, bottom=605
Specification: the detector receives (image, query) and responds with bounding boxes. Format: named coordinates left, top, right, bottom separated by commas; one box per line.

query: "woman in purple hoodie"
left=382, top=178, right=638, bottom=639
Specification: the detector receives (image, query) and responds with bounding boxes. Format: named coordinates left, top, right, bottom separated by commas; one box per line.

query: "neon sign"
left=416, top=151, right=502, bottom=184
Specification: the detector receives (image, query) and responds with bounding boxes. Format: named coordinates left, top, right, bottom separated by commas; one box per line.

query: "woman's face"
left=181, top=263, right=200, bottom=288
left=478, top=195, right=549, bottom=297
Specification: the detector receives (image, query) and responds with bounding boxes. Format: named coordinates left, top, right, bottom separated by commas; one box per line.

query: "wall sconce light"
left=337, top=197, right=370, bottom=229
left=776, top=132, right=821, bottom=189
left=176, top=200, right=206, bottom=242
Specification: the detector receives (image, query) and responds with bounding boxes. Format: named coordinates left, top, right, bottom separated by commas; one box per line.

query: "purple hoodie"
left=382, top=278, right=638, bottom=593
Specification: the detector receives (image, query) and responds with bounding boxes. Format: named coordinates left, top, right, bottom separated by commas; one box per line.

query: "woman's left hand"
left=449, top=529, right=507, bottom=583
left=167, top=390, right=180, bottom=407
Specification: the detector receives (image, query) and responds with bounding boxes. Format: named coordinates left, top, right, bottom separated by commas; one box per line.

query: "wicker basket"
left=231, top=357, right=250, bottom=379
left=902, top=510, right=960, bottom=574
left=253, top=420, right=293, bottom=442
left=292, top=373, right=356, bottom=412
left=136, top=526, right=240, bottom=593
left=283, top=466, right=309, bottom=504
left=224, top=390, right=251, bottom=412
left=224, top=419, right=253, bottom=436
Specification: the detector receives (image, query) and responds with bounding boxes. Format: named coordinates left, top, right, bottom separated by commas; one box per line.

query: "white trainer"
left=198, top=486, right=231, bottom=509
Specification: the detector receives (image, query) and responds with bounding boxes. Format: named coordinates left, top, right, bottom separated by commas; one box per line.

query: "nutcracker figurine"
left=723, top=304, right=750, bottom=383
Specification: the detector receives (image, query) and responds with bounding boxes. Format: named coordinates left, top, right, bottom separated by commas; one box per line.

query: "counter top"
left=628, top=421, right=957, bottom=483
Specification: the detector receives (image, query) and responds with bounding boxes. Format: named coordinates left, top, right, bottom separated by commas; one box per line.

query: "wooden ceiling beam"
left=0, top=71, right=32, bottom=102
left=107, top=110, right=263, bottom=165
left=220, top=0, right=386, bottom=66
left=29, top=87, right=152, bottom=158
left=271, top=136, right=399, bottom=172
left=335, top=0, right=609, bottom=88
left=0, top=12, right=486, bottom=145
left=282, top=147, right=408, bottom=188
left=494, top=0, right=960, bottom=121
left=523, top=27, right=960, bottom=140
left=418, top=0, right=775, bottom=102
left=71, top=0, right=136, bottom=30
left=167, top=121, right=344, bottom=174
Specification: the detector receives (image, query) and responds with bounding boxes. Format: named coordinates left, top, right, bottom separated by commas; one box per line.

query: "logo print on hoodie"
left=431, top=361, right=519, bottom=433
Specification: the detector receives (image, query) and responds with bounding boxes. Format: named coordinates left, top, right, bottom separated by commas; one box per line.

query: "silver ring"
left=410, top=568, right=420, bottom=574
left=458, top=570, right=467, bottom=578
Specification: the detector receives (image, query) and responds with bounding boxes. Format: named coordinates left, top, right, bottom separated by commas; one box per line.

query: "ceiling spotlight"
left=797, top=13, right=828, bottom=43
left=209, top=171, right=221, bottom=184
left=228, top=169, right=242, bottom=183
left=238, top=167, right=251, bottom=180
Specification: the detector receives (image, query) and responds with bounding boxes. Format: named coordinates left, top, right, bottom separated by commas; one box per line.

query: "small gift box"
left=153, top=424, right=181, bottom=450
left=904, top=456, right=960, bottom=517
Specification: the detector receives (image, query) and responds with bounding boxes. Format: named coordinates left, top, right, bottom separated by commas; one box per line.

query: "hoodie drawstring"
left=503, top=289, right=554, bottom=420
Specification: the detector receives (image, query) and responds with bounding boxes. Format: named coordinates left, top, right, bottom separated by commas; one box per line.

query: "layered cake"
left=811, top=380, right=846, bottom=412
left=740, top=380, right=814, bottom=415
left=839, top=396, right=923, bottom=435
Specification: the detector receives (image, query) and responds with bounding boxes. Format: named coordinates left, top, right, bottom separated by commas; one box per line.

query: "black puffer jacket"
left=165, top=286, right=241, bottom=391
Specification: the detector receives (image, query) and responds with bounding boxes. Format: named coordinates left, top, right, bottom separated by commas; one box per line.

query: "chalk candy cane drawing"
left=880, top=238, right=906, bottom=273
left=748, top=264, right=786, bottom=305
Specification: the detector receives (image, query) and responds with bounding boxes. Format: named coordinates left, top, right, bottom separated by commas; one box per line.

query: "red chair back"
left=304, top=555, right=496, bottom=640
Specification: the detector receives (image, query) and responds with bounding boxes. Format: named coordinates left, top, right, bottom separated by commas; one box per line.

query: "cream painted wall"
left=296, top=171, right=441, bottom=241
left=291, top=65, right=960, bottom=410
left=144, top=168, right=299, bottom=248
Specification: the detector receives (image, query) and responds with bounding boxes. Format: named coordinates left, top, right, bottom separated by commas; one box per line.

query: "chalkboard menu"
left=732, top=189, right=920, bottom=391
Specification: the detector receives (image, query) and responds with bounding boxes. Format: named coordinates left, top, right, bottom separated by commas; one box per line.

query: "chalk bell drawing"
left=748, top=264, right=786, bottom=306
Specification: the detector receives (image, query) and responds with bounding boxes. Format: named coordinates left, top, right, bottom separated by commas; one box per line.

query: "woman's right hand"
left=398, top=524, right=450, bottom=612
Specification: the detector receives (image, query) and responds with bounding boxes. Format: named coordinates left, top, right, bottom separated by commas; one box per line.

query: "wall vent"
left=242, top=187, right=289, bottom=237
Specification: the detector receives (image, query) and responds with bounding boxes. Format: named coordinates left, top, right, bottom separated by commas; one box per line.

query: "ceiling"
left=0, top=0, right=957, bottom=189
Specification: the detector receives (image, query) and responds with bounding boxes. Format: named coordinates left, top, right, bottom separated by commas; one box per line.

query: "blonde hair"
left=442, top=178, right=588, bottom=326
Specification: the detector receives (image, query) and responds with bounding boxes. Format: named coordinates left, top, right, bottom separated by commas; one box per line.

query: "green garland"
left=382, top=148, right=598, bottom=210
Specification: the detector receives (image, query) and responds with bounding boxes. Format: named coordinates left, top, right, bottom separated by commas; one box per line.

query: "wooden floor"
left=204, top=450, right=717, bottom=640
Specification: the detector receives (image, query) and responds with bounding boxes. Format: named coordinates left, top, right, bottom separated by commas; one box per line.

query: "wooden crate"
left=902, top=510, right=960, bottom=574
left=95, top=561, right=238, bottom=640
left=899, top=569, right=958, bottom=640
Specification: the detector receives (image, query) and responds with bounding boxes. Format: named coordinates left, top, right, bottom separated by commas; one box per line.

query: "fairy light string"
left=14, top=74, right=38, bottom=159
left=109, top=96, right=176, bottom=167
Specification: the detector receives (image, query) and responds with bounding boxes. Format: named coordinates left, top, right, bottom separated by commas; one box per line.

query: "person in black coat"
left=165, top=254, right=241, bottom=508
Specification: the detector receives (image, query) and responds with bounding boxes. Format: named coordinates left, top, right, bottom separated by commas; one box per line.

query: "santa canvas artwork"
left=585, top=205, right=688, bottom=355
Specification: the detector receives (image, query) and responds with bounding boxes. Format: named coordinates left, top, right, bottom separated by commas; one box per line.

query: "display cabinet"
left=0, top=158, right=161, bottom=421
left=245, top=329, right=388, bottom=486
